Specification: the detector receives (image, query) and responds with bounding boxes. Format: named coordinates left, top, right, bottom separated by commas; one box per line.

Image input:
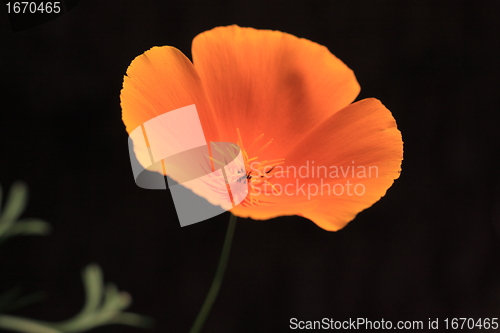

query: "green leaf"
left=81, top=264, right=103, bottom=314
left=2, top=182, right=28, bottom=224
left=0, top=315, right=62, bottom=333
left=6, top=219, right=51, bottom=237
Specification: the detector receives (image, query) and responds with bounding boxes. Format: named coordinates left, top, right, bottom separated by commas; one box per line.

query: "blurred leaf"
left=0, top=265, right=152, bottom=332
left=0, top=182, right=50, bottom=243
left=49, top=264, right=151, bottom=333
left=1, top=182, right=28, bottom=226
left=81, top=264, right=103, bottom=314
left=0, top=315, right=62, bottom=333
left=0, top=183, right=153, bottom=332
left=6, top=219, right=51, bottom=237
left=111, top=312, right=154, bottom=328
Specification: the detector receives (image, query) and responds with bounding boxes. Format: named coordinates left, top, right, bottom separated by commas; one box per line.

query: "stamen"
left=249, top=133, right=265, bottom=150
left=257, top=139, right=273, bottom=154
left=235, top=128, right=285, bottom=207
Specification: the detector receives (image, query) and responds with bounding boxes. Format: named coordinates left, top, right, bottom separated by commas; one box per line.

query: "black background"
left=1, top=1, right=500, bottom=332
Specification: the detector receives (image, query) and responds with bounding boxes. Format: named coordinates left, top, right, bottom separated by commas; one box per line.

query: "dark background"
left=1, top=1, right=500, bottom=332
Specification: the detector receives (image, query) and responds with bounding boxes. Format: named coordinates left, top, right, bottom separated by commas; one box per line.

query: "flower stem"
left=188, top=213, right=237, bottom=333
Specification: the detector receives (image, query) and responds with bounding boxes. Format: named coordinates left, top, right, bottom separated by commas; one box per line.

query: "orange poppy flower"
left=121, top=25, right=403, bottom=231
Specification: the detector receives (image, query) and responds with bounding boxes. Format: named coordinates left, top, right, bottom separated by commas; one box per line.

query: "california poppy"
left=121, top=25, right=403, bottom=231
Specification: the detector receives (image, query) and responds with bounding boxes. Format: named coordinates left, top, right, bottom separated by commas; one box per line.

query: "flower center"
left=236, top=129, right=285, bottom=206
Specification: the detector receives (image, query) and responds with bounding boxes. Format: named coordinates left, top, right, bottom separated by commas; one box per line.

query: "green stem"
left=188, top=213, right=237, bottom=333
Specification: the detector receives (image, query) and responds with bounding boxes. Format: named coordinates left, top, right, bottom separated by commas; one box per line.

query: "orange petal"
left=192, top=25, right=360, bottom=159
left=282, top=98, right=403, bottom=231
left=121, top=46, right=219, bottom=142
